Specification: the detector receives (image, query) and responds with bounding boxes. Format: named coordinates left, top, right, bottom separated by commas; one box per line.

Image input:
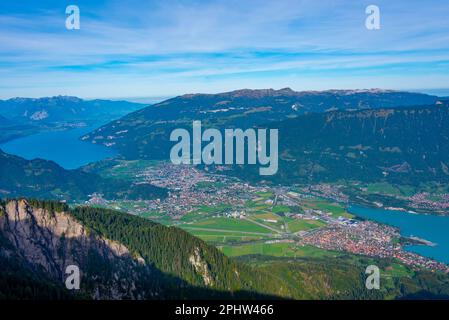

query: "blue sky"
left=1, top=0, right=449, bottom=99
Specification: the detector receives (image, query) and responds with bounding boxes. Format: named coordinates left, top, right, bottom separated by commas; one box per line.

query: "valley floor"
left=80, top=159, right=449, bottom=274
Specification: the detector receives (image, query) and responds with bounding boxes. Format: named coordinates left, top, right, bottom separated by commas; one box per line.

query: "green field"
left=272, top=205, right=291, bottom=214
left=302, top=199, right=353, bottom=218
left=252, top=212, right=281, bottom=221
left=93, top=159, right=160, bottom=181
left=255, top=191, right=274, bottom=199
left=179, top=211, right=209, bottom=222
left=220, top=243, right=340, bottom=258
left=180, top=217, right=273, bottom=234
left=245, top=200, right=271, bottom=212
left=286, top=218, right=326, bottom=233
left=362, top=182, right=406, bottom=196
left=194, top=181, right=226, bottom=189
left=191, top=204, right=232, bottom=214
left=384, top=262, right=414, bottom=278
left=186, top=229, right=268, bottom=243
left=355, top=182, right=422, bottom=198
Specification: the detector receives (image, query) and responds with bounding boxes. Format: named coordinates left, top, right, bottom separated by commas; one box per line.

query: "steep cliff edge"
left=0, top=199, right=157, bottom=299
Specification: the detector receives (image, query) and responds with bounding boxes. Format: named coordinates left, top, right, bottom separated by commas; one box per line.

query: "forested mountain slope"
left=0, top=150, right=167, bottom=201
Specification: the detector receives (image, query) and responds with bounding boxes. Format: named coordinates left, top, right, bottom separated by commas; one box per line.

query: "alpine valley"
left=2, top=88, right=449, bottom=300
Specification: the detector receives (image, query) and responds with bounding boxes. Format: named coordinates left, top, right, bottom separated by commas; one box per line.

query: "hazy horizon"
left=1, top=87, right=449, bottom=102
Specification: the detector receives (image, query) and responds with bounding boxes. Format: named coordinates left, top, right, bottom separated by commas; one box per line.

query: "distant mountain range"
left=85, top=89, right=439, bottom=154
left=0, top=96, right=146, bottom=143
left=0, top=96, right=145, bottom=124
left=0, top=149, right=167, bottom=201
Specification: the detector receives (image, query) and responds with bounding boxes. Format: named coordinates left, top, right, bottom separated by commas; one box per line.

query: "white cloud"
left=0, top=0, right=448, bottom=98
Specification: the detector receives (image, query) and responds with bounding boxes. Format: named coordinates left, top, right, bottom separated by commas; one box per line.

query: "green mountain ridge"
left=83, top=89, right=439, bottom=160
left=226, top=103, right=449, bottom=185
left=0, top=149, right=167, bottom=201
left=82, top=88, right=449, bottom=187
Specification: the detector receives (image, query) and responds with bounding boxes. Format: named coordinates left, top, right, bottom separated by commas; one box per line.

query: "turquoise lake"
left=348, top=205, right=449, bottom=264
left=0, top=124, right=117, bottom=169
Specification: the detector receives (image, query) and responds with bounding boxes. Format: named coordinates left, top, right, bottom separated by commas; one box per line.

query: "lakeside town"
left=300, top=222, right=448, bottom=272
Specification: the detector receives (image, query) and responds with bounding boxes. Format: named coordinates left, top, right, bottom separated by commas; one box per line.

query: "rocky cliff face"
left=0, top=199, right=148, bottom=299
left=189, top=247, right=213, bottom=286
